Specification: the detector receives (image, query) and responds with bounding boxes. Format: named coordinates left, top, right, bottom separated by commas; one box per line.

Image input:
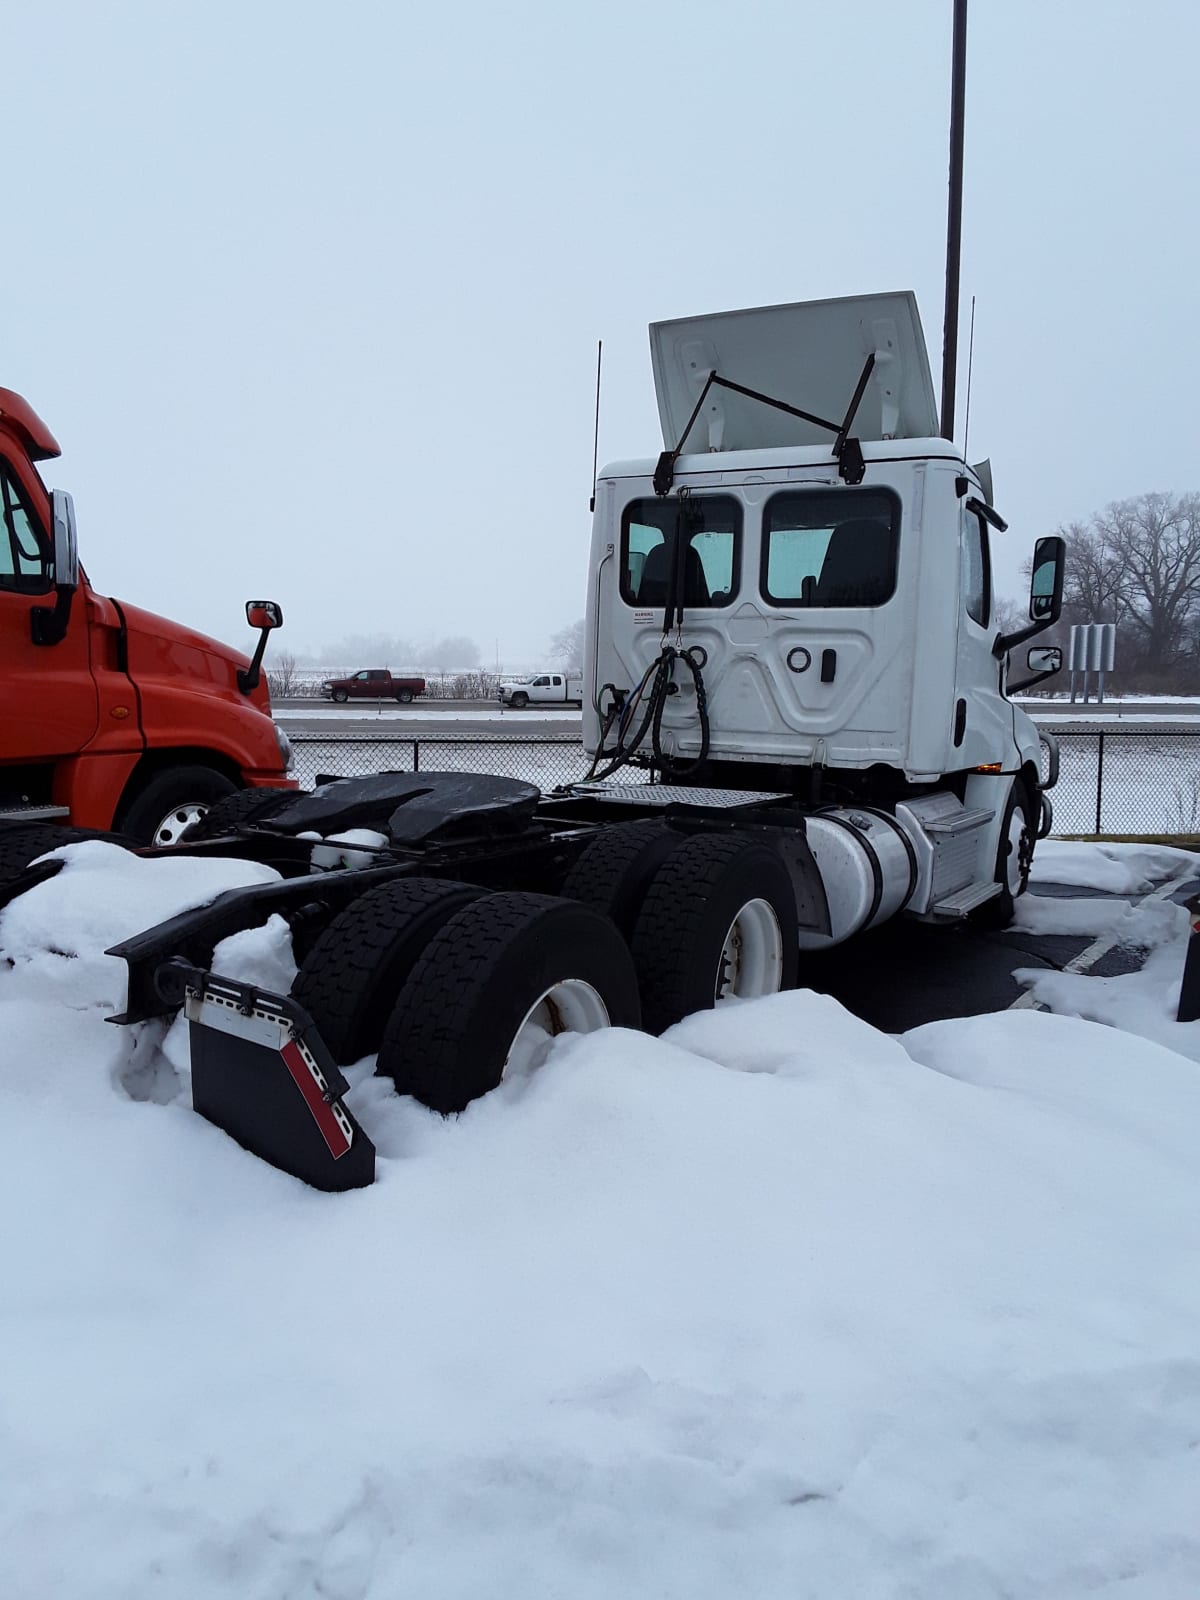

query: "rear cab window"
left=760, top=488, right=900, bottom=607
left=621, top=495, right=740, bottom=609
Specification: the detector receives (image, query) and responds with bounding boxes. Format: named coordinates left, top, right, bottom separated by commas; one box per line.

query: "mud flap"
left=162, top=961, right=376, bottom=1190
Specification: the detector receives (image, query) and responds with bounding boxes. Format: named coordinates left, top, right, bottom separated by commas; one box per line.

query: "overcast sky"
left=7, top=0, right=1198, bottom=668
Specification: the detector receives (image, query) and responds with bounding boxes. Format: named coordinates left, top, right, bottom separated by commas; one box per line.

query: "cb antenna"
left=962, top=293, right=976, bottom=460
left=589, top=339, right=603, bottom=512
left=939, top=0, right=968, bottom=440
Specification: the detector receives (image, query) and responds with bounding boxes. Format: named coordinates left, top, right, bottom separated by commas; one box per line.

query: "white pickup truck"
left=498, top=672, right=584, bottom=709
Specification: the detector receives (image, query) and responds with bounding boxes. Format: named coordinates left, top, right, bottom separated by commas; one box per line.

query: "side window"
left=761, top=489, right=899, bottom=608
left=369, top=670, right=385, bottom=681
left=354, top=671, right=369, bottom=681
left=0, top=464, right=51, bottom=594
left=620, top=495, right=740, bottom=608
left=963, top=511, right=990, bottom=628
left=533, top=675, right=550, bottom=687
left=551, top=675, right=562, bottom=686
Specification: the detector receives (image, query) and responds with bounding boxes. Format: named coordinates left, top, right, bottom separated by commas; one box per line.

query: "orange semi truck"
left=1, top=386, right=295, bottom=844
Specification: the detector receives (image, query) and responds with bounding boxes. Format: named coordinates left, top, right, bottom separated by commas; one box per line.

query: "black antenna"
left=940, top=0, right=968, bottom=440
left=963, top=293, right=976, bottom=460
left=589, top=339, right=602, bottom=513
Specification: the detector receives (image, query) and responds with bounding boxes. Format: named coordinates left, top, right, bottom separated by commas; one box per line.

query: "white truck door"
left=952, top=503, right=1018, bottom=769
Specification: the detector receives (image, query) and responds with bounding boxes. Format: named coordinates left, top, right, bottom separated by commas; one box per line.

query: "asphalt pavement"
left=801, top=871, right=1199, bottom=1034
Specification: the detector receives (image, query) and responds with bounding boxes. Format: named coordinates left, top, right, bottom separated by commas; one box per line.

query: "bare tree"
left=1056, top=491, right=1200, bottom=689
left=1097, top=492, right=1200, bottom=678
left=265, top=650, right=303, bottom=698
left=549, top=619, right=585, bottom=671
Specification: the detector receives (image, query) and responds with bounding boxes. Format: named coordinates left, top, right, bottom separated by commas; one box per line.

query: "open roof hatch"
left=648, top=292, right=940, bottom=476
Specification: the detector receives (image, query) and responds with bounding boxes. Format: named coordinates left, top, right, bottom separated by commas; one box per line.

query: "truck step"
left=922, top=806, right=994, bottom=837
left=0, top=803, right=71, bottom=823
left=929, top=880, right=1003, bottom=918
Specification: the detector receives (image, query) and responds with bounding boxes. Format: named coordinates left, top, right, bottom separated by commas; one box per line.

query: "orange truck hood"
left=117, top=601, right=273, bottom=716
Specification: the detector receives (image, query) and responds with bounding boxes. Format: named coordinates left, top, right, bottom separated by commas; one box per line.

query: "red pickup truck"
left=320, top=669, right=426, bottom=704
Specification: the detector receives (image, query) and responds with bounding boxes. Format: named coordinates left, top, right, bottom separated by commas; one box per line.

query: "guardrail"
left=288, top=726, right=1200, bottom=837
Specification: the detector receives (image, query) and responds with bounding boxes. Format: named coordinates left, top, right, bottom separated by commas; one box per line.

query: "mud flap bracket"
left=164, top=961, right=376, bottom=1191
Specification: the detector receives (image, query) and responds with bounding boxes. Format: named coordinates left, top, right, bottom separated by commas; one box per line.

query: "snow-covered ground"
left=2, top=839, right=1199, bottom=1597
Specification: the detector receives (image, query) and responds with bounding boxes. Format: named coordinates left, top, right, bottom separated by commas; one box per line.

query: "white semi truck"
left=0, top=290, right=1065, bottom=1192
left=581, top=290, right=1063, bottom=948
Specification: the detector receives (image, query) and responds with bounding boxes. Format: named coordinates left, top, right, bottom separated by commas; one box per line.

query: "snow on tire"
left=632, top=831, right=800, bottom=1035
left=291, top=876, right=485, bottom=1064
left=378, top=893, right=640, bottom=1114
left=0, top=822, right=128, bottom=889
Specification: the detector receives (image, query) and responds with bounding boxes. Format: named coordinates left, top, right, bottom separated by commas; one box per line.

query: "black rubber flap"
left=265, top=770, right=541, bottom=844
left=190, top=988, right=375, bottom=1192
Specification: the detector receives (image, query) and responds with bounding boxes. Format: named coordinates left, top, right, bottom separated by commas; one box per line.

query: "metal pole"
left=1094, top=730, right=1104, bottom=835
left=940, top=0, right=969, bottom=440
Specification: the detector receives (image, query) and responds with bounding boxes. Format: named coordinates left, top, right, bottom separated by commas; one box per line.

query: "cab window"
left=620, top=495, right=739, bottom=609
left=761, top=488, right=899, bottom=607
left=0, top=463, right=51, bottom=593
left=963, top=510, right=991, bottom=627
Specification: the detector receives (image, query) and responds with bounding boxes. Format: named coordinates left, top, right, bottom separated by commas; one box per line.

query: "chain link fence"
left=1044, top=728, right=1200, bottom=836
left=288, top=727, right=1200, bottom=836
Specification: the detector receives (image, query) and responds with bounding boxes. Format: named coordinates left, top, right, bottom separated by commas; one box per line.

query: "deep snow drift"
left=1, top=838, right=1199, bottom=1598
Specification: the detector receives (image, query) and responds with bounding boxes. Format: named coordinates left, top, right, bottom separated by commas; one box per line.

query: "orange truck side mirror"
left=238, top=599, right=284, bottom=694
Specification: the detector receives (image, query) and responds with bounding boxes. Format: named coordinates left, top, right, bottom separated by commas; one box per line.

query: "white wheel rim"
left=503, top=978, right=612, bottom=1080
left=715, top=898, right=784, bottom=1003
left=1004, top=807, right=1027, bottom=895
left=152, top=802, right=209, bottom=847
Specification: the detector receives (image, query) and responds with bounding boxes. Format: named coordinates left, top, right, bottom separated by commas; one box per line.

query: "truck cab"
left=0, top=386, right=294, bottom=842
left=584, top=293, right=1064, bottom=935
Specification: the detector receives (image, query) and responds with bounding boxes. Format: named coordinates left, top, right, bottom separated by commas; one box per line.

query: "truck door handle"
left=821, top=649, right=837, bottom=683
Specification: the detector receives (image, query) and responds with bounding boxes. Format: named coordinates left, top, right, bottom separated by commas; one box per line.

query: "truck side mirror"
left=246, top=600, right=283, bottom=630
left=30, top=489, right=80, bottom=646
left=238, top=598, right=284, bottom=694
left=1029, top=536, right=1064, bottom=623
left=1007, top=640, right=1065, bottom=695
left=993, top=534, right=1068, bottom=659
left=1027, top=645, right=1062, bottom=674
left=51, top=490, right=80, bottom=590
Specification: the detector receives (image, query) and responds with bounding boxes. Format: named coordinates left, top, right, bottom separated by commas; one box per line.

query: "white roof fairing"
left=649, top=291, right=940, bottom=454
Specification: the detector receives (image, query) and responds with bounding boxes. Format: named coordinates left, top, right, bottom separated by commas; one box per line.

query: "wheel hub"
left=503, top=978, right=612, bottom=1080
left=715, top=898, right=785, bottom=1004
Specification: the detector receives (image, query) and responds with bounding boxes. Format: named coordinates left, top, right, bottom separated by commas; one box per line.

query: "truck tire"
left=396, top=689, right=414, bottom=704
left=378, top=893, right=640, bottom=1114
left=509, top=692, right=529, bottom=709
left=181, top=786, right=296, bottom=841
left=0, top=822, right=126, bottom=888
left=333, top=689, right=349, bottom=703
left=561, top=821, right=683, bottom=940
left=632, top=832, right=800, bottom=1035
left=116, top=766, right=239, bottom=847
left=971, top=781, right=1035, bottom=931
left=292, top=877, right=485, bottom=1064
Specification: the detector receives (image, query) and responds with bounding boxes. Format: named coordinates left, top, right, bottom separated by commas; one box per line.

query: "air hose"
left=583, top=643, right=710, bottom=784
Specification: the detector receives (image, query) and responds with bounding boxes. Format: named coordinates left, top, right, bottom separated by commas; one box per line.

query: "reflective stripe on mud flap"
left=182, top=970, right=375, bottom=1191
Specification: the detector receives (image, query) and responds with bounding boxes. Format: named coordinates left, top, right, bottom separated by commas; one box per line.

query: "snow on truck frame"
left=0, top=292, right=1065, bottom=1192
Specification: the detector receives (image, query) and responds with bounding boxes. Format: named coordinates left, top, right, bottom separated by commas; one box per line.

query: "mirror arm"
left=30, top=585, right=76, bottom=647
left=1007, top=665, right=1062, bottom=694
left=993, top=615, right=1056, bottom=658
left=238, top=631, right=269, bottom=694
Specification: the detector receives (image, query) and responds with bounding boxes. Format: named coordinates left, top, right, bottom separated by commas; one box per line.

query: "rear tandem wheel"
left=377, top=893, right=640, bottom=1114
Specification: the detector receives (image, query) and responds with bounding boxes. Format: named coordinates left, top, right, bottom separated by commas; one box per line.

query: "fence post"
left=1094, top=730, right=1104, bottom=835
left=413, top=740, right=420, bottom=773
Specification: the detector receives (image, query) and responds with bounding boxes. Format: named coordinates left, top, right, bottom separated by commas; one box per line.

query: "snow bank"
left=1033, top=838, right=1198, bottom=894
left=2, top=844, right=1200, bottom=1597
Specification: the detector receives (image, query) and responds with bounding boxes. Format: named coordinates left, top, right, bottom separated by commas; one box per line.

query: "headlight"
left=274, top=723, right=294, bottom=771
